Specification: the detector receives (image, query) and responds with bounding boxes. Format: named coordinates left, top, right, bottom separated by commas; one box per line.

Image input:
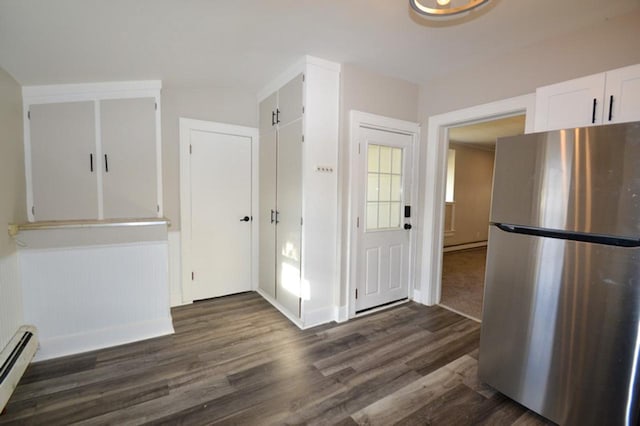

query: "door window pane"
left=366, top=143, right=404, bottom=230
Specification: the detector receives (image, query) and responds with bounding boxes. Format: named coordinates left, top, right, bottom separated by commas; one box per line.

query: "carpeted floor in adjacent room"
left=440, top=247, right=487, bottom=321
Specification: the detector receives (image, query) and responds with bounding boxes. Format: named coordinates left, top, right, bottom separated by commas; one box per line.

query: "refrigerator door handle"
left=494, top=223, right=640, bottom=248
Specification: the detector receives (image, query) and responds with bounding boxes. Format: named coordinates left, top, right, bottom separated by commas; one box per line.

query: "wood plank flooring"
left=0, top=292, right=553, bottom=425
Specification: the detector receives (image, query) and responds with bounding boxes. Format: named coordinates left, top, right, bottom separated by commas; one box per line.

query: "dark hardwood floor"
left=0, top=292, right=552, bottom=425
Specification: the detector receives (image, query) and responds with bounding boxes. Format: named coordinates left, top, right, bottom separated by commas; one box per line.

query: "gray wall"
left=0, top=67, right=26, bottom=350
left=444, top=144, right=494, bottom=247
left=161, top=86, right=257, bottom=230
left=339, top=63, right=419, bottom=306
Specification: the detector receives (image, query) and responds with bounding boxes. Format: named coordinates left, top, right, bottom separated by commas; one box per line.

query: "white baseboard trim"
left=303, top=306, right=336, bottom=329
left=33, top=317, right=175, bottom=362
left=443, top=241, right=488, bottom=253
left=412, top=288, right=423, bottom=305
left=334, top=305, right=348, bottom=323
left=256, top=289, right=304, bottom=330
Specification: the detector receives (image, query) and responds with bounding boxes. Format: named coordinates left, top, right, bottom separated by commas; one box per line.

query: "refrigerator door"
left=491, top=121, right=640, bottom=239
left=479, top=226, right=640, bottom=425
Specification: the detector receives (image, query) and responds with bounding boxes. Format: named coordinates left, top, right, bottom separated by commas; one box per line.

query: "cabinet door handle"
left=275, top=210, right=280, bottom=224
left=276, top=108, right=281, bottom=124
left=104, top=154, right=109, bottom=173
left=270, top=209, right=275, bottom=224
left=592, top=98, right=597, bottom=124
left=608, top=95, right=614, bottom=121
left=271, top=111, right=276, bottom=126
left=90, top=153, right=94, bottom=172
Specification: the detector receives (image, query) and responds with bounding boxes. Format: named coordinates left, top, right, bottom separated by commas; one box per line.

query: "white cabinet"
left=23, top=81, right=162, bottom=222
left=534, top=64, right=640, bottom=132
left=258, top=57, right=340, bottom=327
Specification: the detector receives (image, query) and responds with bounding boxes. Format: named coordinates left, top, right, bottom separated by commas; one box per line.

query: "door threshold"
left=438, top=303, right=482, bottom=323
left=354, top=298, right=409, bottom=318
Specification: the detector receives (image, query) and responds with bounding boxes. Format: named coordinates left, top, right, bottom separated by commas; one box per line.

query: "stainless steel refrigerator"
left=479, top=121, right=640, bottom=425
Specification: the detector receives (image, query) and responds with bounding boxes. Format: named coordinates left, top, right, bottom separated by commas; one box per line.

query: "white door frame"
left=418, top=94, right=536, bottom=306
left=179, top=118, right=259, bottom=303
left=347, top=111, right=421, bottom=319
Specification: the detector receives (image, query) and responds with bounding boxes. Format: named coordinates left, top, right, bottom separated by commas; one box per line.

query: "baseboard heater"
left=0, top=325, right=38, bottom=412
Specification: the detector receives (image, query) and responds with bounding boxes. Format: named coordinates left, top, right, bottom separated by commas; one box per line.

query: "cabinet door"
left=277, top=74, right=304, bottom=127
left=605, top=64, right=640, bottom=125
left=100, top=98, right=158, bottom=219
left=534, top=73, right=606, bottom=132
left=259, top=127, right=277, bottom=299
left=276, top=120, right=303, bottom=318
left=29, top=101, right=98, bottom=221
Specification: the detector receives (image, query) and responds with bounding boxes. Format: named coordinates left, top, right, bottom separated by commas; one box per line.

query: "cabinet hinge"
left=357, top=217, right=360, bottom=228
left=356, top=288, right=358, bottom=299
left=27, top=110, right=31, bottom=120
left=189, top=144, right=192, bottom=154
left=192, top=271, right=194, bottom=281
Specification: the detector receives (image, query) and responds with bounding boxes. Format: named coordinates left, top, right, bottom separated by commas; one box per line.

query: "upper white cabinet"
left=257, top=56, right=340, bottom=328
left=534, top=64, right=640, bottom=132
left=23, top=81, right=162, bottom=222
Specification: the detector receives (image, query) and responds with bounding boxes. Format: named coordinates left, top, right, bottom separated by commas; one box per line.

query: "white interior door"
left=276, top=120, right=303, bottom=318
left=356, top=127, right=413, bottom=312
left=189, top=129, right=252, bottom=300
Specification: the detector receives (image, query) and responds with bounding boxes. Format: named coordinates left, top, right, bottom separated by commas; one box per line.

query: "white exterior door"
left=188, top=129, right=252, bottom=300
left=356, top=127, right=414, bottom=312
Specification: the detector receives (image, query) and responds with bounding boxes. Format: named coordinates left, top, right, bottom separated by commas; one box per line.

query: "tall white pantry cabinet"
left=257, top=57, right=340, bottom=328
left=22, top=81, right=163, bottom=222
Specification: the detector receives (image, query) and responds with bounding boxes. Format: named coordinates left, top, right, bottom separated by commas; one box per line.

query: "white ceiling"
left=1, top=0, right=638, bottom=91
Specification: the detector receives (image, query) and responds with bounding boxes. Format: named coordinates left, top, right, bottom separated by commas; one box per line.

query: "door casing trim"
left=179, top=118, right=259, bottom=303
left=346, top=111, right=421, bottom=320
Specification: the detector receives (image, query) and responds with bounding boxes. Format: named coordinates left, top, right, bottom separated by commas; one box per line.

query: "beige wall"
left=339, top=63, right=419, bottom=306
left=444, top=144, right=494, bottom=247
left=0, top=67, right=26, bottom=350
left=161, top=86, right=257, bottom=230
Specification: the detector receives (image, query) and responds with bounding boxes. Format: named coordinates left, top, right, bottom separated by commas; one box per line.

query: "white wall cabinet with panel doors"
left=257, top=56, right=340, bottom=328
left=534, top=63, right=640, bottom=132
left=22, top=81, right=162, bottom=222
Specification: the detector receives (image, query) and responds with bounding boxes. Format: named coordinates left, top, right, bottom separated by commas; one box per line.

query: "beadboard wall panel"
left=0, top=252, right=22, bottom=351
left=20, top=241, right=174, bottom=361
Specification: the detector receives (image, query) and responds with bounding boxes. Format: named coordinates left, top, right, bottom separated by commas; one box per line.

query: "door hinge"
left=302, top=106, right=305, bottom=114
left=301, top=217, right=303, bottom=226
left=155, top=102, right=157, bottom=110
left=301, top=134, right=305, bottom=143
left=357, top=217, right=360, bottom=228
left=189, top=144, right=192, bottom=154
left=358, top=143, right=361, bottom=154
left=191, top=271, right=194, bottom=281
left=302, top=74, right=305, bottom=82
left=31, top=206, right=35, bottom=216
left=356, top=288, right=358, bottom=299
left=27, top=110, right=31, bottom=120
left=157, top=205, right=160, bottom=213
left=298, top=298, right=302, bottom=317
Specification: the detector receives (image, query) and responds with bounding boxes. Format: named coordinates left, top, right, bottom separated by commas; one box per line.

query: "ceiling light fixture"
left=410, top=0, right=490, bottom=18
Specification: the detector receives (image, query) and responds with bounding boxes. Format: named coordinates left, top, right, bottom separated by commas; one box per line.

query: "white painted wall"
left=338, top=63, right=420, bottom=307
left=415, top=10, right=640, bottom=293
left=0, top=67, right=26, bottom=351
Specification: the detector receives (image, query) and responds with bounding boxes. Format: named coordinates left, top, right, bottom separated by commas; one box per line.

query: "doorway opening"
left=439, top=115, right=525, bottom=320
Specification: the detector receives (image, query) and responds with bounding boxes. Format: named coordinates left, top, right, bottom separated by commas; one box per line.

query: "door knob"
left=404, top=223, right=412, bottom=230
left=240, top=216, right=251, bottom=222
